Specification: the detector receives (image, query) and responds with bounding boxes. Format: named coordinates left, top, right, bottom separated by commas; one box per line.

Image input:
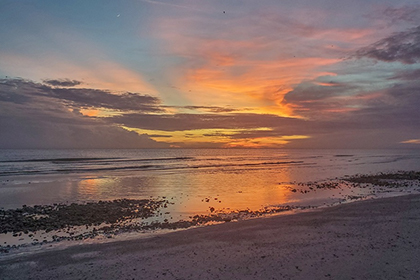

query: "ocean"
left=1, top=148, right=420, bottom=213
left=1, top=148, right=420, bottom=249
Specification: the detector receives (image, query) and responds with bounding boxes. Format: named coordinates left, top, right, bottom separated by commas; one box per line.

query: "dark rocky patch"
left=344, top=171, right=420, bottom=187
left=286, top=171, right=420, bottom=195
left=0, top=199, right=166, bottom=234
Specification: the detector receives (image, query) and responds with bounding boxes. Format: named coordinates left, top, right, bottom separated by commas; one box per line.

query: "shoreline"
left=1, top=170, right=419, bottom=261
left=2, top=170, right=419, bottom=252
left=1, top=193, right=420, bottom=279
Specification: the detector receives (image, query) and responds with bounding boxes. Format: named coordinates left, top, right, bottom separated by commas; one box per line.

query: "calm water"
left=1, top=149, right=420, bottom=218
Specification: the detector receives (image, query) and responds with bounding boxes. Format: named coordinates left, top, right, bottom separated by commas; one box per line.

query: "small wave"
left=0, top=157, right=121, bottom=163
left=171, top=160, right=305, bottom=170
left=84, top=156, right=195, bottom=164
left=56, top=165, right=159, bottom=173
left=0, top=160, right=305, bottom=176
left=370, top=156, right=412, bottom=164
left=0, top=170, right=43, bottom=176
left=0, top=156, right=195, bottom=165
left=55, top=161, right=304, bottom=173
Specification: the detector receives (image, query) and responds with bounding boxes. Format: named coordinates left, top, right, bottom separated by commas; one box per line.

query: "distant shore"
left=1, top=194, right=420, bottom=279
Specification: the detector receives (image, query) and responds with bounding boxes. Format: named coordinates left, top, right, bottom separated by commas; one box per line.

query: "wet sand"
left=1, top=194, right=420, bottom=280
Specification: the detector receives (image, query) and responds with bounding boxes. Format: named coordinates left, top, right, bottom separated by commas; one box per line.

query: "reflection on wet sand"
left=1, top=171, right=420, bottom=253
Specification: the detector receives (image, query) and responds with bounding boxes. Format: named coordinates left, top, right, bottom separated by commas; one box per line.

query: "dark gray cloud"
left=0, top=79, right=33, bottom=104
left=0, top=115, right=165, bottom=149
left=0, top=78, right=168, bottom=148
left=43, top=79, right=82, bottom=87
left=0, top=78, right=163, bottom=112
left=48, top=88, right=162, bottom=112
left=105, top=73, right=420, bottom=148
left=0, top=87, right=31, bottom=105
left=279, top=71, right=420, bottom=148
left=106, top=110, right=386, bottom=142
left=285, top=128, right=412, bottom=149
left=284, top=81, right=354, bottom=103
left=203, top=129, right=289, bottom=140
left=1, top=75, right=419, bottom=149
left=146, top=134, right=173, bottom=138
left=180, top=105, right=240, bottom=113
left=378, top=82, right=420, bottom=127
left=160, top=105, right=244, bottom=113
left=283, top=80, right=360, bottom=120
left=107, top=113, right=303, bottom=132
left=355, top=25, right=420, bottom=64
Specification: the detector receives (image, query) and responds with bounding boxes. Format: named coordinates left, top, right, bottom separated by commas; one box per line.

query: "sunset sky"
left=1, top=0, right=419, bottom=148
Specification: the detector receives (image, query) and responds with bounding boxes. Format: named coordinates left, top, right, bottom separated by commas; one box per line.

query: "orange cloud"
left=182, top=53, right=340, bottom=117
left=401, top=139, right=420, bottom=144
left=80, top=109, right=99, bottom=117
left=127, top=126, right=310, bottom=149
left=150, top=14, right=372, bottom=118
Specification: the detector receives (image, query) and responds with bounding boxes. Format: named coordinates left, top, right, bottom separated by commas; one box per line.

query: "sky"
left=0, top=0, right=419, bottom=149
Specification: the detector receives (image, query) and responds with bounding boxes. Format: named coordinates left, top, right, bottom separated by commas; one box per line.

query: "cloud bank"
left=1, top=67, right=420, bottom=149
left=0, top=79, right=167, bottom=149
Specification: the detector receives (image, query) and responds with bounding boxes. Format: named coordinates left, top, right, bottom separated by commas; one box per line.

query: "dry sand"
left=1, top=194, right=420, bottom=280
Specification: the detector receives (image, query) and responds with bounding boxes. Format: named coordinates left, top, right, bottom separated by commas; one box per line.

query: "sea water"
left=1, top=148, right=420, bottom=251
left=1, top=149, right=420, bottom=215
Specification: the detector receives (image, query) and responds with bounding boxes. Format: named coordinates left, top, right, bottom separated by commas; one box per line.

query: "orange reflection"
left=77, top=178, right=100, bottom=196
left=77, top=177, right=117, bottom=197
left=170, top=164, right=295, bottom=215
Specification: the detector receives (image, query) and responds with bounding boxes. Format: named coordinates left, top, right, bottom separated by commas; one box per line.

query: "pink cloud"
left=147, top=9, right=377, bottom=116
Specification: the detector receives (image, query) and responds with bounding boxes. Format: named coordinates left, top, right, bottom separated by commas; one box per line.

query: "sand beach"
left=1, top=194, right=419, bottom=280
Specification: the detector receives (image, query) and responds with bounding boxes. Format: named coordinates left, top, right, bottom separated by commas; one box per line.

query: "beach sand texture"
left=1, top=194, right=420, bottom=280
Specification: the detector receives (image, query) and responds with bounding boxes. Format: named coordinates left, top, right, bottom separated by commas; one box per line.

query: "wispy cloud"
left=401, top=139, right=420, bottom=144
left=355, top=25, right=420, bottom=64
